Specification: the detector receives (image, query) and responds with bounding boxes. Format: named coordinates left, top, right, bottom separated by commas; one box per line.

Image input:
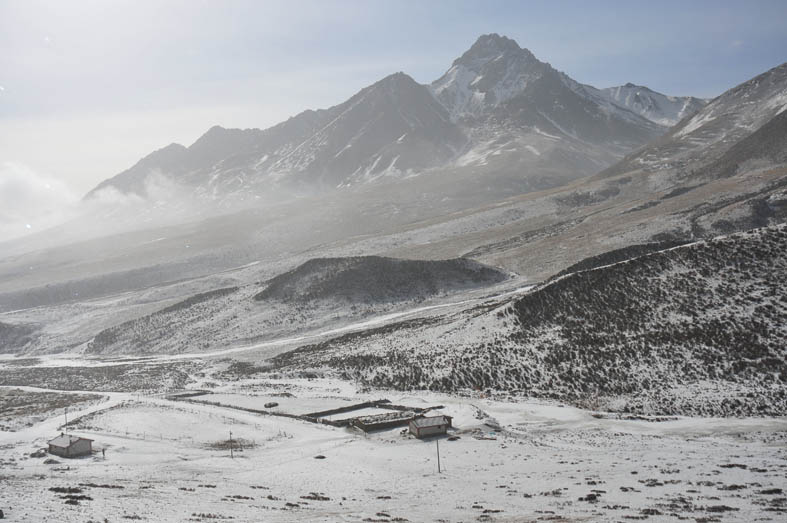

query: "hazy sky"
left=1, top=0, right=786, bottom=200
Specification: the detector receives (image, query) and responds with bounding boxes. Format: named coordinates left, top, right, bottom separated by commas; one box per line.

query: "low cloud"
left=0, top=163, right=191, bottom=243
left=0, top=162, right=79, bottom=242
left=83, top=169, right=202, bottom=221
left=0, top=163, right=241, bottom=246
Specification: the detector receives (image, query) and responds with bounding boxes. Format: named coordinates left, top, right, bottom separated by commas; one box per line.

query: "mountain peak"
left=376, top=71, right=419, bottom=88
left=470, top=33, right=522, bottom=51
left=361, top=72, right=424, bottom=101
left=156, top=142, right=188, bottom=155
left=454, top=33, right=536, bottom=69
left=619, top=82, right=655, bottom=93
left=431, top=34, right=545, bottom=120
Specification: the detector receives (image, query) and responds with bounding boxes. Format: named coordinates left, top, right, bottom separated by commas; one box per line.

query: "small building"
left=409, top=415, right=452, bottom=438
left=48, top=434, right=93, bottom=458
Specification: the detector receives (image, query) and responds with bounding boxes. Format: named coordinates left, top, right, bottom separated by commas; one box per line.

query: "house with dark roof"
left=48, top=434, right=93, bottom=458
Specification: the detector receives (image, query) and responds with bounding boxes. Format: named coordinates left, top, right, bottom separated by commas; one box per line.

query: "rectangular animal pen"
left=351, top=411, right=418, bottom=432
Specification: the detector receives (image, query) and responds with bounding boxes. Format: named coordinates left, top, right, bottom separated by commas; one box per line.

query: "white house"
left=48, top=434, right=93, bottom=458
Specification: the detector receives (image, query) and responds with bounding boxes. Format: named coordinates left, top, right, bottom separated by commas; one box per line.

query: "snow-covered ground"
left=1, top=377, right=785, bottom=522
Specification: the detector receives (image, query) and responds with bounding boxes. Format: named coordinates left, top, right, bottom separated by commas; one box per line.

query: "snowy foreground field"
left=1, top=375, right=786, bottom=522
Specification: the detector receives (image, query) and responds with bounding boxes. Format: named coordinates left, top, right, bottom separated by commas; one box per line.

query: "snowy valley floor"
left=1, top=375, right=786, bottom=522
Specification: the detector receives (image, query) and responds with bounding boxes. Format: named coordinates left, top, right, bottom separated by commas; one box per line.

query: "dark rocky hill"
left=254, top=256, right=509, bottom=304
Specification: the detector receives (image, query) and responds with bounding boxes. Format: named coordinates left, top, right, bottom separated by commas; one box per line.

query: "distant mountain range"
left=86, top=34, right=707, bottom=203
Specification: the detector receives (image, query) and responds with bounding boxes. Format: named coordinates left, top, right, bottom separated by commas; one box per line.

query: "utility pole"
left=229, top=430, right=234, bottom=459
left=64, top=407, right=68, bottom=433
left=436, top=439, right=441, bottom=473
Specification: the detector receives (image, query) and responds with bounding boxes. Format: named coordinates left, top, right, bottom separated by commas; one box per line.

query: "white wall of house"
left=409, top=420, right=449, bottom=438
left=417, top=424, right=447, bottom=437
left=69, top=439, right=92, bottom=457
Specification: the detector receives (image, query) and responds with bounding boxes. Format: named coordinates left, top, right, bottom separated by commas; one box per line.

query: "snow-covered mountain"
left=431, top=34, right=667, bottom=150
left=596, top=83, right=708, bottom=126
left=602, top=62, right=787, bottom=178
left=85, top=34, right=691, bottom=204
left=431, top=33, right=704, bottom=128
left=430, top=34, right=546, bottom=120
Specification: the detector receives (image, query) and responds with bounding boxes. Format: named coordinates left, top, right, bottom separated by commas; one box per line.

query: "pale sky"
left=1, top=0, right=786, bottom=202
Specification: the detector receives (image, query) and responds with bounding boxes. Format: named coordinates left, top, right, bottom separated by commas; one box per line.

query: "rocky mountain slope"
left=266, top=73, right=467, bottom=189
left=601, top=62, right=787, bottom=179
left=695, top=108, right=787, bottom=181
left=271, top=224, right=787, bottom=417
left=88, top=72, right=466, bottom=199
